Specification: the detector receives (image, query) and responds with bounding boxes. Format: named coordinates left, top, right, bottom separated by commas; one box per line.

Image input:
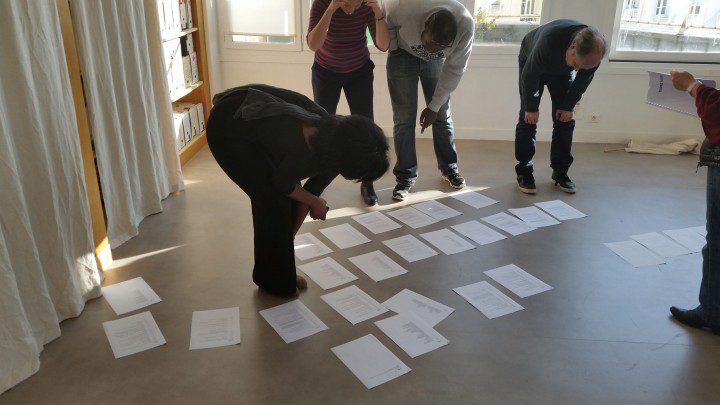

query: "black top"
left=519, top=19, right=599, bottom=112
left=242, top=115, right=338, bottom=196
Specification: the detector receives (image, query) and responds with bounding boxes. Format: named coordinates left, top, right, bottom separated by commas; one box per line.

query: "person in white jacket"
left=383, top=0, right=474, bottom=200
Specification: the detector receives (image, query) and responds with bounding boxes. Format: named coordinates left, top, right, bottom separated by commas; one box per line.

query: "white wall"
left=208, top=0, right=719, bottom=145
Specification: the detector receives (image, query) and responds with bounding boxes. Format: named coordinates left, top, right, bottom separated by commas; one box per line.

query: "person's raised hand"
left=524, top=111, right=539, bottom=125
left=310, top=197, right=328, bottom=220
left=555, top=109, right=573, bottom=123
left=419, top=107, right=438, bottom=133
left=330, top=0, right=350, bottom=11
left=364, top=0, right=383, bottom=17
left=671, top=71, right=697, bottom=92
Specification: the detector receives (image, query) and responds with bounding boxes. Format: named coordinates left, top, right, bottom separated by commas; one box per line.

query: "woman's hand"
left=310, top=197, right=328, bottom=220
left=364, top=0, right=383, bottom=18
left=330, top=0, right=350, bottom=11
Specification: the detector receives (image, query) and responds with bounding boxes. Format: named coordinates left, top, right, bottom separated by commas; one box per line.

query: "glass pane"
left=226, top=0, right=296, bottom=44
left=473, top=0, right=544, bottom=44
left=616, top=0, right=720, bottom=54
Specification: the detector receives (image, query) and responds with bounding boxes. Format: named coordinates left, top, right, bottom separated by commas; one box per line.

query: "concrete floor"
left=4, top=140, right=720, bottom=404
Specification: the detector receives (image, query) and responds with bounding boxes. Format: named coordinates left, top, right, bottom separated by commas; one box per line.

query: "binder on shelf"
left=195, top=103, right=205, bottom=133
left=189, top=52, right=199, bottom=84
left=173, top=113, right=186, bottom=151
left=179, top=0, right=188, bottom=29
left=186, top=0, right=193, bottom=28
left=157, top=0, right=167, bottom=37
left=182, top=55, right=192, bottom=87
left=163, top=0, right=174, bottom=33
left=181, top=35, right=194, bottom=55
left=181, top=111, right=191, bottom=142
left=175, top=102, right=200, bottom=138
left=171, top=0, right=182, bottom=33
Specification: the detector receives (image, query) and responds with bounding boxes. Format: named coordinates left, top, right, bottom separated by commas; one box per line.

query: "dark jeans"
left=515, top=64, right=576, bottom=175
left=386, top=49, right=458, bottom=186
left=700, top=165, right=720, bottom=325
left=312, top=60, right=374, bottom=187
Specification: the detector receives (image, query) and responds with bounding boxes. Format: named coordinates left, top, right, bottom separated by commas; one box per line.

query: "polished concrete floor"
left=4, top=140, right=720, bottom=404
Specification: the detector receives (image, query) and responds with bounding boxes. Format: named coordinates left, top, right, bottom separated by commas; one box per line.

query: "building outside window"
left=473, top=0, right=543, bottom=44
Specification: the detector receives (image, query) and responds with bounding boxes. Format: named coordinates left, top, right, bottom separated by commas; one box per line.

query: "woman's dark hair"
left=312, top=115, right=390, bottom=183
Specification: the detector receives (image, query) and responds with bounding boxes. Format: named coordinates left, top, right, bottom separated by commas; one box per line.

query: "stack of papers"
left=332, top=334, right=411, bottom=389
left=352, top=211, right=402, bottom=234
left=412, top=200, right=462, bottom=221
left=453, top=281, right=524, bottom=319
left=509, top=207, right=560, bottom=228
left=387, top=207, right=438, bottom=229
left=382, top=235, right=439, bottom=262
left=321, top=285, right=388, bottom=324
left=449, top=190, right=498, bottom=209
left=481, top=212, right=536, bottom=236
left=348, top=250, right=408, bottom=282
left=294, top=233, right=333, bottom=261
left=451, top=220, right=506, bottom=245
left=383, top=289, right=454, bottom=327
left=605, top=240, right=666, bottom=267
left=103, top=311, right=166, bottom=358
left=630, top=232, right=692, bottom=258
left=189, top=307, right=241, bottom=350
left=259, top=300, right=328, bottom=343
left=320, top=223, right=371, bottom=249
left=419, top=228, right=475, bottom=255
left=101, top=277, right=162, bottom=315
left=663, top=227, right=706, bottom=253
left=484, top=264, right=552, bottom=298
left=375, top=314, right=449, bottom=358
left=298, top=257, right=358, bottom=290
left=534, top=200, right=587, bottom=221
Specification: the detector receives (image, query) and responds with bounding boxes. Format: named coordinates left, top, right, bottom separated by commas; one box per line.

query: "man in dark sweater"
left=515, top=19, right=606, bottom=194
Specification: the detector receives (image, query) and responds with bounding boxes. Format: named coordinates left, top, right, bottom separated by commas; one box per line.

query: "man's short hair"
left=573, top=27, right=607, bottom=58
left=426, top=10, right=457, bottom=46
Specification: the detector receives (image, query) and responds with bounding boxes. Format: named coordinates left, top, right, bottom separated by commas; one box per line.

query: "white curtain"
left=70, top=0, right=184, bottom=248
left=0, top=0, right=102, bottom=393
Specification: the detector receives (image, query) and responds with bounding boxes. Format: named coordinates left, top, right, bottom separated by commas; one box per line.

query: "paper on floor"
left=298, top=257, right=358, bottom=290
left=484, top=264, right=552, bottom=298
left=382, top=235, right=439, bottom=262
left=383, top=289, right=454, bottom=327
left=451, top=220, right=506, bottom=245
left=663, top=228, right=706, bottom=253
left=387, top=207, right=438, bottom=229
left=348, top=250, right=408, bottom=282
left=453, top=281, right=524, bottom=319
left=689, top=226, right=707, bottom=237
left=508, top=206, right=560, bottom=228
left=189, top=307, right=241, bottom=350
left=320, top=223, right=371, bottom=249
left=331, top=334, right=411, bottom=389
left=259, top=300, right=328, bottom=343
left=631, top=232, right=692, bottom=258
left=101, top=277, right=162, bottom=316
left=103, top=311, right=166, bottom=358
left=294, top=233, right=333, bottom=261
left=481, top=212, right=536, bottom=236
left=321, top=285, right=388, bottom=324
left=605, top=241, right=666, bottom=267
left=412, top=200, right=462, bottom=221
left=419, top=228, right=475, bottom=255
left=534, top=200, right=587, bottom=221
left=352, top=211, right=402, bottom=234
left=375, top=314, right=449, bottom=358
left=449, top=190, right=498, bottom=209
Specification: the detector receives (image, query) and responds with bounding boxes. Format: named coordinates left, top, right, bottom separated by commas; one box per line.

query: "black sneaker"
left=517, top=173, right=536, bottom=194
left=442, top=171, right=466, bottom=189
left=392, top=183, right=412, bottom=201
left=360, top=182, right=378, bottom=206
left=552, top=171, right=576, bottom=194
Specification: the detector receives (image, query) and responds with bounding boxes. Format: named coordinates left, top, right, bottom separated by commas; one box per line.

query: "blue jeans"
left=700, top=165, right=720, bottom=325
left=515, top=63, right=576, bottom=175
left=386, top=49, right=458, bottom=186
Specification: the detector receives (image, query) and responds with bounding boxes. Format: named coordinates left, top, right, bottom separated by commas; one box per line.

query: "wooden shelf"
left=179, top=131, right=207, bottom=165
left=171, top=81, right=203, bottom=103
left=162, top=27, right=198, bottom=42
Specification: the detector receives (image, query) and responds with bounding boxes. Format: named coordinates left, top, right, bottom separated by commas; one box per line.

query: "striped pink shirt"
left=309, top=0, right=376, bottom=74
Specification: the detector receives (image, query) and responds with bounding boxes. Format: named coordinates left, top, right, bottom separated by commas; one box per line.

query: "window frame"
left=219, top=0, right=304, bottom=52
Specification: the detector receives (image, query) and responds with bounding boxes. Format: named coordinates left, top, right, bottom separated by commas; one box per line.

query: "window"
left=473, top=0, right=544, bottom=44
left=611, top=0, right=720, bottom=62
left=219, top=0, right=301, bottom=50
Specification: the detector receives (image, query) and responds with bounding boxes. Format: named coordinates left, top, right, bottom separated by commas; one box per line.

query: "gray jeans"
left=699, top=165, right=720, bottom=324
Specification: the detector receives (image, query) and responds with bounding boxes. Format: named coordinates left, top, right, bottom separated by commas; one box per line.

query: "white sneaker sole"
left=555, top=184, right=576, bottom=194
left=518, top=185, right=537, bottom=194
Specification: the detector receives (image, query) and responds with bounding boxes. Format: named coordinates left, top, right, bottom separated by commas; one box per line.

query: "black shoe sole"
left=441, top=175, right=465, bottom=189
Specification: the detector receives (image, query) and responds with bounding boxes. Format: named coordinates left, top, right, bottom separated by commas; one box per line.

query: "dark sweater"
left=696, top=84, right=720, bottom=145
left=519, top=19, right=599, bottom=112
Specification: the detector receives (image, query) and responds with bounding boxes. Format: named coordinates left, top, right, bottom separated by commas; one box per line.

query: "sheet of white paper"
left=294, top=233, right=333, bottom=261
left=534, top=200, right=587, bottom=221
left=375, top=314, right=449, bottom=358
left=101, top=277, right=162, bottom=316
left=319, top=223, right=371, bottom=249
left=102, top=311, right=166, bottom=358
left=382, top=235, right=439, bottom=262
left=449, top=190, right=498, bottom=209
left=481, top=212, right=536, bottom=236
left=259, top=300, right=328, bottom=343
left=412, top=200, right=462, bottom=221
left=646, top=71, right=716, bottom=116
left=352, top=211, right=402, bottom=234
left=387, top=207, right=438, bottom=229
left=664, top=228, right=706, bottom=253
left=484, top=264, right=553, bottom=298
left=630, top=232, right=692, bottom=258
left=348, top=250, right=408, bottom=282
left=189, top=307, right=241, bottom=350
left=383, top=289, right=454, bottom=327
left=605, top=241, right=666, bottom=267
left=453, top=281, right=524, bottom=319
left=331, top=334, right=411, bottom=389
left=298, top=257, right=358, bottom=290
left=451, top=220, right=507, bottom=245
left=690, top=226, right=707, bottom=237
left=419, top=228, right=475, bottom=255
left=321, top=285, right=388, bottom=324
left=509, top=206, right=561, bottom=228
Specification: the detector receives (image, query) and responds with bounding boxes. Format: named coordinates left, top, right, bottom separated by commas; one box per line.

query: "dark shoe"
left=670, top=306, right=720, bottom=335
left=442, top=171, right=466, bottom=189
left=552, top=171, right=576, bottom=194
left=517, top=173, right=536, bottom=194
left=360, top=182, right=378, bottom=206
left=392, top=183, right=412, bottom=201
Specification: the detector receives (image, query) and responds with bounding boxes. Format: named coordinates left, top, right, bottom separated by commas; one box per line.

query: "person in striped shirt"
left=307, top=0, right=390, bottom=206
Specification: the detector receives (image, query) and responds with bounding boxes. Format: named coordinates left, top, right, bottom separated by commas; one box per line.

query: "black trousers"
left=205, top=98, right=298, bottom=296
